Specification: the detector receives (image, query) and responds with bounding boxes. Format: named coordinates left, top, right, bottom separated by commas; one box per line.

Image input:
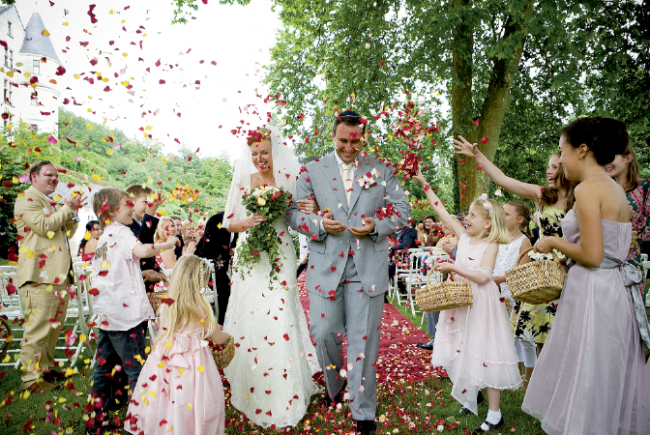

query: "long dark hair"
left=506, top=201, right=533, bottom=239
left=540, top=151, right=576, bottom=211
left=78, top=220, right=99, bottom=255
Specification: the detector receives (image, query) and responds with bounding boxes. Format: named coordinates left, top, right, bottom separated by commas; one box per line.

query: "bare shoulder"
left=575, top=177, right=629, bottom=222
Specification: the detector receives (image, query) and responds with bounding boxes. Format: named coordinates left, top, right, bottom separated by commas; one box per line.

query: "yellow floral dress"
left=510, top=205, right=566, bottom=344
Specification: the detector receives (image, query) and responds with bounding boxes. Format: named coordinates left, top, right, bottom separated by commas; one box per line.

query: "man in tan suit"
left=14, top=161, right=86, bottom=391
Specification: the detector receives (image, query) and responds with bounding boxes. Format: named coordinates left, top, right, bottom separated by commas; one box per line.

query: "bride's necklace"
left=258, top=172, right=275, bottom=186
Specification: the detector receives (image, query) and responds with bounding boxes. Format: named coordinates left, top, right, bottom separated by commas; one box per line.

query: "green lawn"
left=0, top=288, right=647, bottom=434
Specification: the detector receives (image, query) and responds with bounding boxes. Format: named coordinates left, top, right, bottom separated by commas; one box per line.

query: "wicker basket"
left=212, top=335, right=235, bottom=370
left=415, top=270, right=473, bottom=311
left=505, top=247, right=567, bottom=304
left=148, top=291, right=169, bottom=314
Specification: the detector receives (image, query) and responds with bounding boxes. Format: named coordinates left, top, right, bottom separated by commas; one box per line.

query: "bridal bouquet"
left=233, top=185, right=293, bottom=287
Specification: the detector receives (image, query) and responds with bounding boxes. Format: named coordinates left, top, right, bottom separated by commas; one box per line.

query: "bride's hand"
left=297, top=193, right=319, bottom=215
left=248, top=213, right=267, bottom=228
left=452, top=135, right=480, bottom=159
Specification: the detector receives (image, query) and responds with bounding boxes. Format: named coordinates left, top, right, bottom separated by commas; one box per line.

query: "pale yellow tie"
left=341, top=162, right=353, bottom=205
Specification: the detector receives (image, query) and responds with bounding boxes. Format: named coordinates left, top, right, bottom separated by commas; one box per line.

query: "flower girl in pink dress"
left=415, top=170, right=522, bottom=433
left=126, top=255, right=231, bottom=435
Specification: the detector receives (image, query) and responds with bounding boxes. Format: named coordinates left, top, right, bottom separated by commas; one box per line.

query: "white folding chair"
left=0, top=265, right=23, bottom=368
left=62, top=262, right=95, bottom=368
left=393, top=248, right=429, bottom=310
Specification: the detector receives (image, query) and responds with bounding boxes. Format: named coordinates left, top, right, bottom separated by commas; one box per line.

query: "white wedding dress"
left=223, top=215, right=321, bottom=428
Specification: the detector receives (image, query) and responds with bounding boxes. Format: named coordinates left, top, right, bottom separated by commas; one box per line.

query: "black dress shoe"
left=356, top=419, right=377, bottom=435
left=43, top=369, right=66, bottom=383
left=416, top=342, right=433, bottom=350
left=322, top=381, right=347, bottom=408
left=459, top=406, right=471, bottom=415
left=472, top=416, right=504, bottom=433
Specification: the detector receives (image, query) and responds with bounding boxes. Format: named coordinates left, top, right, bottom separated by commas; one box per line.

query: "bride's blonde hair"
left=154, top=255, right=215, bottom=351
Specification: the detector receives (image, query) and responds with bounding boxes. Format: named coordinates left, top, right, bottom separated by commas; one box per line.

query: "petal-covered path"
left=222, top=274, right=448, bottom=433
left=295, top=274, right=447, bottom=385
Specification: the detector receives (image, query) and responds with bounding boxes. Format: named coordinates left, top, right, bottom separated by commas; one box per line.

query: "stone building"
left=0, top=5, right=61, bottom=135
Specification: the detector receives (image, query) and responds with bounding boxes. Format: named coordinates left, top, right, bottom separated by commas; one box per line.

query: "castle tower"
left=19, top=12, right=61, bottom=135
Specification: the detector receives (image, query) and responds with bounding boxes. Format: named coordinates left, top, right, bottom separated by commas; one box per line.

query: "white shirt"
left=90, top=222, right=155, bottom=331
left=299, top=233, right=310, bottom=262
left=318, top=152, right=358, bottom=232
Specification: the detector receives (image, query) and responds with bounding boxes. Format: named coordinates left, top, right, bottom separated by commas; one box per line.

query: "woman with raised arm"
left=522, top=117, right=650, bottom=435
left=453, top=137, right=576, bottom=353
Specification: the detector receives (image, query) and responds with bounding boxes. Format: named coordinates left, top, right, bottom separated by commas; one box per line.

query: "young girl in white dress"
left=414, top=170, right=522, bottom=433
left=492, top=201, right=537, bottom=389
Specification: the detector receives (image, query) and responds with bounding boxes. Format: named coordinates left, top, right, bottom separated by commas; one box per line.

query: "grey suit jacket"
left=287, top=152, right=410, bottom=298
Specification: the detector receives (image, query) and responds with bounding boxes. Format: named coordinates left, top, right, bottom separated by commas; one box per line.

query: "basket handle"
left=516, top=246, right=560, bottom=266
left=425, top=264, right=454, bottom=286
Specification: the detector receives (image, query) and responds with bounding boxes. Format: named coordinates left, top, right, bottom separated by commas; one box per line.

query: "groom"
left=288, top=111, right=410, bottom=434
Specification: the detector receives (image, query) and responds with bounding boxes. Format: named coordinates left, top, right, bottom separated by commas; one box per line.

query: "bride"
left=223, top=126, right=321, bottom=428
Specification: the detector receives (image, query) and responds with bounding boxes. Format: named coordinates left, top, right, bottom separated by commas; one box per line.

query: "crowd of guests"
left=10, top=115, right=650, bottom=435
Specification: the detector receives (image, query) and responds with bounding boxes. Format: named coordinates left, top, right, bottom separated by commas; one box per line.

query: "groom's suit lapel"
left=348, top=156, right=370, bottom=213
left=323, top=153, right=349, bottom=214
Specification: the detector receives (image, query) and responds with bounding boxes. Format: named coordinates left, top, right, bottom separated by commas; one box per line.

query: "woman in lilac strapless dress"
left=522, top=117, right=650, bottom=435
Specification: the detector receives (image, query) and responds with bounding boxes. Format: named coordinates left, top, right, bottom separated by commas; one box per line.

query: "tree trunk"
left=454, top=1, right=534, bottom=211
left=450, top=0, right=476, bottom=212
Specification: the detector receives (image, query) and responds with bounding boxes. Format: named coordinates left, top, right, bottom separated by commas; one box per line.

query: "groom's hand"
left=348, top=217, right=376, bottom=238
left=322, top=212, right=347, bottom=234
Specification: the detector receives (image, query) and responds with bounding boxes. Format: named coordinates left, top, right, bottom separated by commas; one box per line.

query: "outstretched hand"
left=452, top=135, right=480, bottom=159
left=322, top=212, right=346, bottom=235
left=147, top=190, right=166, bottom=214
left=413, top=167, right=427, bottom=186
left=348, top=217, right=376, bottom=238
left=64, top=194, right=88, bottom=210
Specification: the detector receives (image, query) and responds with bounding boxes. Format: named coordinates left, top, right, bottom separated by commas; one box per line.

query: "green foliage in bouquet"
left=233, top=186, right=293, bottom=289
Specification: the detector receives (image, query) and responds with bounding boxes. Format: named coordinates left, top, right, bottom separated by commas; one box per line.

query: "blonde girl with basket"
left=492, top=201, right=538, bottom=390
left=126, top=255, right=231, bottom=435
left=414, top=170, right=522, bottom=434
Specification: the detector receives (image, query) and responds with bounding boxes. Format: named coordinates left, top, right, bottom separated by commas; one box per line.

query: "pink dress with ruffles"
left=431, top=234, right=522, bottom=415
left=125, top=318, right=225, bottom=435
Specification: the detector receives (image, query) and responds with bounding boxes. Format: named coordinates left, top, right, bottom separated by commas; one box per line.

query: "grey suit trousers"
left=309, top=256, right=384, bottom=421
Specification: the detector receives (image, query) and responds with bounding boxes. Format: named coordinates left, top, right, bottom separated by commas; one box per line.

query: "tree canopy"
left=190, top=0, right=649, bottom=210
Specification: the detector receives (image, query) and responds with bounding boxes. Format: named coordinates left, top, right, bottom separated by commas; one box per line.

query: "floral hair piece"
left=478, top=193, right=492, bottom=211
